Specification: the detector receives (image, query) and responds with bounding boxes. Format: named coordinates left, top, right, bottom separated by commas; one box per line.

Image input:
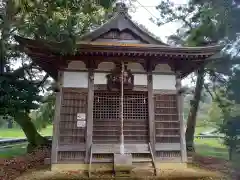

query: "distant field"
left=0, top=126, right=229, bottom=160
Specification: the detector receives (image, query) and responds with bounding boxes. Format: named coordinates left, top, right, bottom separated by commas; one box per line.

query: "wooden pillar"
left=176, top=73, right=187, bottom=162
left=85, top=70, right=94, bottom=163
left=51, top=71, right=63, bottom=165
left=147, top=62, right=155, bottom=152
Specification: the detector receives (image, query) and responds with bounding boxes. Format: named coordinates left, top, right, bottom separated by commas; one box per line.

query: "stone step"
left=113, top=153, right=134, bottom=177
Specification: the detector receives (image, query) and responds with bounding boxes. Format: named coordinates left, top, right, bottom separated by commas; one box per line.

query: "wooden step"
left=133, top=158, right=152, bottom=163
left=90, top=158, right=152, bottom=163
left=91, top=144, right=150, bottom=154
left=92, top=158, right=112, bottom=163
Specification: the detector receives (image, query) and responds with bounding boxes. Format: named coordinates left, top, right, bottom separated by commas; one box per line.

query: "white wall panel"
left=153, top=74, right=176, bottom=90
left=63, top=71, right=88, bottom=88
left=134, top=74, right=147, bottom=86
left=94, top=72, right=107, bottom=84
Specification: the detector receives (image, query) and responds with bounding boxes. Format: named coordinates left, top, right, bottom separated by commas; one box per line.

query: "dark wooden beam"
left=147, top=60, right=155, bottom=154
left=51, top=71, right=63, bottom=165
left=85, top=69, right=94, bottom=163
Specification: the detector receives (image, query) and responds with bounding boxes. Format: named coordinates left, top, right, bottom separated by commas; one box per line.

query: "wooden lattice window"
left=93, top=91, right=149, bottom=144
left=154, top=94, right=180, bottom=143
left=123, top=92, right=148, bottom=144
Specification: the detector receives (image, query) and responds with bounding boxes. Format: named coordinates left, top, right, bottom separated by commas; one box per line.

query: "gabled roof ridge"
left=78, top=12, right=119, bottom=41
left=79, top=11, right=167, bottom=45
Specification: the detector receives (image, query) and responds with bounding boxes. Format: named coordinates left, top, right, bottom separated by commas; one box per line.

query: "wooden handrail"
left=88, top=144, right=93, bottom=178
left=149, top=142, right=157, bottom=176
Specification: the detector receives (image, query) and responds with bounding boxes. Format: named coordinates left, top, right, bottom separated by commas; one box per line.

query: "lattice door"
left=123, top=92, right=148, bottom=144
left=93, top=91, right=121, bottom=144
left=93, top=91, right=149, bottom=144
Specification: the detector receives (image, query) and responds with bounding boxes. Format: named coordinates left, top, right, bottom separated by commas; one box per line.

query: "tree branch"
left=37, top=74, right=49, bottom=89
left=204, top=83, right=214, bottom=99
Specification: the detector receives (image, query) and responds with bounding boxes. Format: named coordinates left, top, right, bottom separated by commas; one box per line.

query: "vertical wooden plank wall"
left=154, top=91, right=182, bottom=162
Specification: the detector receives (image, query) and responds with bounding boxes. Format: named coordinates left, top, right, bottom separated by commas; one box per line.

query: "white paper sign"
left=77, top=113, right=86, bottom=120
left=77, top=120, right=86, bottom=128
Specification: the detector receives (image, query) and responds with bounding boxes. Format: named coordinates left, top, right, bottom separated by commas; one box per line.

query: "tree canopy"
left=153, top=0, right=240, bottom=152
left=0, top=0, right=116, bottom=149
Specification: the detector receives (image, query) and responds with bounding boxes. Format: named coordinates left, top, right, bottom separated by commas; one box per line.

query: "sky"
left=129, top=0, right=189, bottom=43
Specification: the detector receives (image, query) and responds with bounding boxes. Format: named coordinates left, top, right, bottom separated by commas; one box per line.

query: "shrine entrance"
left=92, top=90, right=149, bottom=145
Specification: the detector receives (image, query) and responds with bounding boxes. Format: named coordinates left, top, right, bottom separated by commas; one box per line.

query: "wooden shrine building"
left=15, top=2, right=222, bottom=174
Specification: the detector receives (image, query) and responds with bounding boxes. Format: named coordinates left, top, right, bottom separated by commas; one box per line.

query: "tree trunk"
left=185, top=67, right=205, bottom=153
left=7, top=118, right=13, bottom=129
left=14, top=113, right=49, bottom=152
left=229, top=146, right=233, bottom=161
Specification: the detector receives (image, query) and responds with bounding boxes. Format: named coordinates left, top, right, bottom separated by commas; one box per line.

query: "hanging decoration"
left=106, top=64, right=134, bottom=91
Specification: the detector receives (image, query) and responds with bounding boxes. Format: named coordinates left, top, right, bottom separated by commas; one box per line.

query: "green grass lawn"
left=0, top=126, right=229, bottom=160
left=195, top=138, right=228, bottom=159
left=194, top=126, right=228, bottom=160
left=0, top=125, right=53, bottom=138
left=0, top=126, right=52, bottom=158
left=0, top=144, right=27, bottom=158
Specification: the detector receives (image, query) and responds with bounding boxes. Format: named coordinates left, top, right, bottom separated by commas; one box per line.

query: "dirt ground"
left=14, top=158, right=228, bottom=180
left=14, top=166, right=226, bottom=180
left=192, top=154, right=239, bottom=179
left=1, top=148, right=238, bottom=180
